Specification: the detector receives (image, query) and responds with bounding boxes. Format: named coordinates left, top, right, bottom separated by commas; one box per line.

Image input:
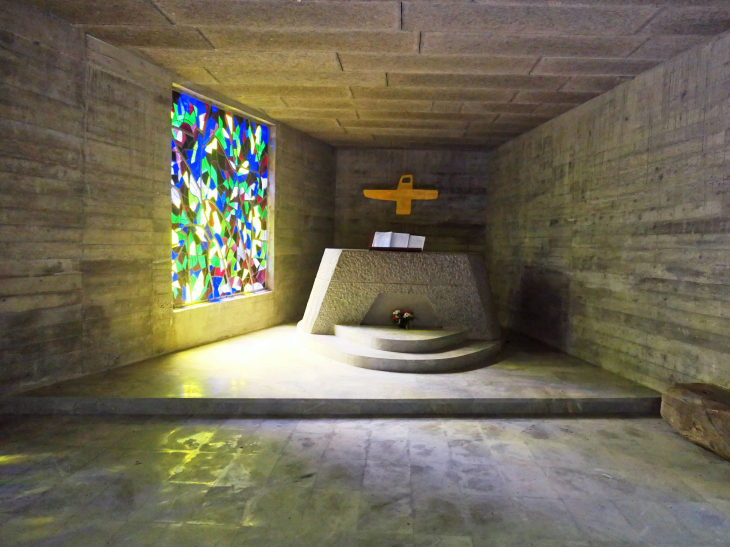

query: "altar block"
left=299, top=249, right=501, bottom=340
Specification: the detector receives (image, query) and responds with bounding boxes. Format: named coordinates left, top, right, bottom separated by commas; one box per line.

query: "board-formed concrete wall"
left=0, top=0, right=335, bottom=394
left=487, top=31, right=730, bottom=391
left=335, top=148, right=489, bottom=253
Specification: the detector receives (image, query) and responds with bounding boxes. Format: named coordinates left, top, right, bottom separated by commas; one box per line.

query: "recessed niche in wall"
left=360, top=293, right=442, bottom=329
left=171, top=90, right=270, bottom=307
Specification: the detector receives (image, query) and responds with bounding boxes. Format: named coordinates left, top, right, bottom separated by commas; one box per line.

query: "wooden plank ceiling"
left=25, top=0, right=730, bottom=149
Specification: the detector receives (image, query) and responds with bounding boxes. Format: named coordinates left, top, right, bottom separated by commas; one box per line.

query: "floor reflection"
left=0, top=416, right=728, bottom=546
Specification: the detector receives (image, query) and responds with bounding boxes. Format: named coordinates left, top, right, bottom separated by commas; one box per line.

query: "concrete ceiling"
left=25, top=0, right=730, bottom=149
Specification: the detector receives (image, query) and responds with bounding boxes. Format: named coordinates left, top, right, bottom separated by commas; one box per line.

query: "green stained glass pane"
left=171, top=90, right=269, bottom=307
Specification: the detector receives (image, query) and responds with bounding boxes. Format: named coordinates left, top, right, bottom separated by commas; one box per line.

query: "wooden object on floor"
left=661, top=383, right=730, bottom=462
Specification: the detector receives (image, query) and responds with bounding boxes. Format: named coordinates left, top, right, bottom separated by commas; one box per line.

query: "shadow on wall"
left=509, top=267, right=571, bottom=350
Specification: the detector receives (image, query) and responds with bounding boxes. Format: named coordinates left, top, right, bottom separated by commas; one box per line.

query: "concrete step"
left=299, top=323, right=501, bottom=373
left=0, top=395, right=662, bottom=417
left=334, top=325, right=469, bottom=353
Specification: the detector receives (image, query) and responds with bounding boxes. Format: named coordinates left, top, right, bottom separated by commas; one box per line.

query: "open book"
left=371, top=231, right=426, bottom=251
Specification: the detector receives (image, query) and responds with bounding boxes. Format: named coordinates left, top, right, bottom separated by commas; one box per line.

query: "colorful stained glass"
left=171, top=90, right=269, bottom=307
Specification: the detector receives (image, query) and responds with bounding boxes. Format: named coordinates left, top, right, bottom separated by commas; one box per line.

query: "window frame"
left=170, top=85, right=276, bottom=310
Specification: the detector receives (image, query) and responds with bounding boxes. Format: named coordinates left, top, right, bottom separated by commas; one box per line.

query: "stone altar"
left=299, top=249, right=501, bottom=341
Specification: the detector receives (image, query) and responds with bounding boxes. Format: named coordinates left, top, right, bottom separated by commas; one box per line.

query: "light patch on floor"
left=20, top=325, right=655, bottom=403
left=0, top=416, right=728, bottom=546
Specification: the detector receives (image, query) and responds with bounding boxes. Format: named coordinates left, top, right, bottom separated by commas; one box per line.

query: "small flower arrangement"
left=392, top=309, right=415, bottom=329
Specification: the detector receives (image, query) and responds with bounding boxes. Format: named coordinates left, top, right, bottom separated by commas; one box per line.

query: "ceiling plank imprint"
left=23, top=0, right=730, bottom=148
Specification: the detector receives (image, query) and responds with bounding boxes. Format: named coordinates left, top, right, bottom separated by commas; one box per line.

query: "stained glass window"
left=171, top=90, right=269, bottom=307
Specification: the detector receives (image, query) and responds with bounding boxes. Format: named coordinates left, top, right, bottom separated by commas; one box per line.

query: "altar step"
left=334, top=325, right=470, bottom=353
left=298, top=323, right=501, bottom=373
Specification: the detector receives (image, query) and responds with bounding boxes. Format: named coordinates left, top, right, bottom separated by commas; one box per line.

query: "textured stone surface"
left=22, top=0, right=170, bottom=24
left=532, top=58, right=659, bottom=77
left=352, top=87, right=517, bottom=102
left=286, top=99, right=433, bottom=112
left=387, top=74, right=569, bottom=91
left=81, top=25, right=214, bottom=49
left=421, top=34, right=644, bottom=58
left=662, top=383, right=730, bottom=462
left=205, top=70, right=385, bottom=88
left=330, top=252, right=471, bottom=286
left=20, top=0, right=729, bottom=148
left=513, top=91, right=601, bottom=104
left=339, top=54, right=539, bottom=75
left=486, top=31, right=730, bottom=392
left=263, top=108, right=357, bottom=121
left=203, top=29, right=419, bottom=53
left=159, top=0, right=401, bottom=29
left=560, top=76, right=633, bottom=92
left=629, top=35, right=712, bottom=60
left=140, top=49, right=343, bottom=72
left=343, top=119, right=469, bottom=130
left=402, top=3, right=656, bottom=34
left=460, top=103, right=538, bottom=115
left=300, top=250, right=500, bottom=340
left=642, top=7, right=730, bottom=36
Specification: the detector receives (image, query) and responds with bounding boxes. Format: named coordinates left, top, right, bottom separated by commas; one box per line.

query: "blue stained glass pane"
left=171, top=90, right=269, bottom=307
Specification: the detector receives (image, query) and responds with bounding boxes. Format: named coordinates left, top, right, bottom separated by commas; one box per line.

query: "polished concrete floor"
left=15, top=326, right=657, bottom=416
left=1, top=415, right=729, bottom=546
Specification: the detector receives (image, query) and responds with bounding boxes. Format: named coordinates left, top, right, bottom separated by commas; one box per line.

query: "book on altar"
left=370, top=231, right=426, bottom=251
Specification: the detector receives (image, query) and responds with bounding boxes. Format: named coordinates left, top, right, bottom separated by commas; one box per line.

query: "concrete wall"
left=335, top=148, right=489, bottom=253
left=0, top=0, right=335, bottom=394
left=487, top=32, right=730, bottom=391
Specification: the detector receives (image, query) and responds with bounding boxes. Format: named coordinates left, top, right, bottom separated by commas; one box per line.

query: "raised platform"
left=299, top=323, right=501, bottom=373
left=0, top=325, right=661, bottom=417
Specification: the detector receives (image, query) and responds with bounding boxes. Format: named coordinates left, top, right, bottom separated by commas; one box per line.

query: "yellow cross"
left=363, top=175, right=439, bottom=215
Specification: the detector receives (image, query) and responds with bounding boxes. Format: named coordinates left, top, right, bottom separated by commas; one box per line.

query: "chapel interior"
left=1, top=0, right=730, bottom=545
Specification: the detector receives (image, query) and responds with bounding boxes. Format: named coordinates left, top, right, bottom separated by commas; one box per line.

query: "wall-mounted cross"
left=363, top=175, right=439, bottom=215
